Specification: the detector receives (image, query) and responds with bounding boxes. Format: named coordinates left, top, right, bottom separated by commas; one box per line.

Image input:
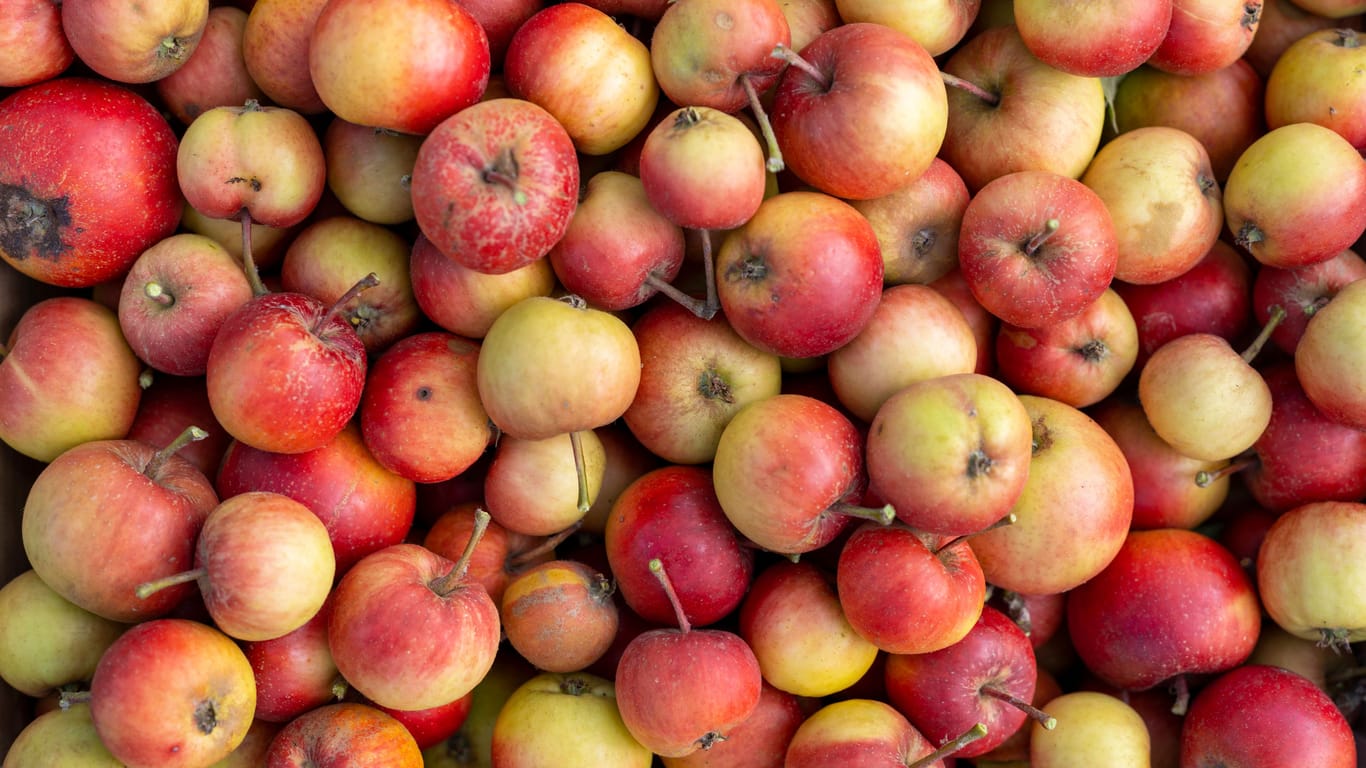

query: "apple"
left=1257, top=500, right=1366, bottom=649
left=866, top=373, right=1032, bottom=538
left=1294, top=275, right=1366, bottom=429
left=1181, top=664, right=1357, bottom=767
left=61, top=0, right=208, bottom=83
left=1223, top=121, right=1366, bottom=269
left=155, top=6, right=264, bottom=126
left=89, top=618, right=257, bottom=768
left=504, top=3, right=659, bottom=156
left=371, top=694, right=472, bottom=753
left=1030, top=691, right=1150, bottom=768
left=1265, top=28, right=1366, bottom=150
left=409, top=97, right=579, bottom=275
left=1292, top=0, right=1366, bottom=14
left=117, top=232, right=255, bottom=377
left=407, top=233, right=557, bottom=339
left=3, top=702, right=125, bottom=767
left=930, top=268, right=999, bottom=375
left=848, top=157, right=971, bottom=287
left=0, top=77, right=183, bottom=287
left=0, top=296, right=143, bottom=463
left=456, top=0, right=542, bottom=66
left=322, top=117, right=423, bottom=226
left=832, top=0, right=979, bottom=56
left=659, top=682, right=805, bottom=768
left=243, top=597, right=344, bottom=723
left=937, top=24, right=1106, bottom=192
left=957, top=169, right=1118, bottom=330
left=241, top=0, right=330, bottom=114
left=421, top=653, right=538, bottom=768
left=783, top=697, right=985, bottom=768
left=422, top=501, right=553, bottom=609
left=500, top=560, right=619, bottom=673
left=1014, top=0, right=1172, bottom=76
left=775, top=0, right=841, bottom=51
left=1147, top=0, right=1263, bottom=75
left=0, top=0, right=74, bottom=88
left=484, top=430, right=606, bottom=536
left=1252, top=248, right=1366, bottom=355
left=264, top=702, right=422, bottom=767
left=309, top=0, right=489, bottom=135
left=1245, top=0, right=1360, bottom=77
left=179, top=203, right=293, bottom=271
left=0, top=570, right=126, bottom=698
left=490, top=672, right=652, bottom=768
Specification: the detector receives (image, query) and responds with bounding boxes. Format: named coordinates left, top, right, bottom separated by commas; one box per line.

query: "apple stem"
left=940, top=72, right=1001, bottom=106
left=982, top=685, right=1057, bottom=729
left=740, top=73, right=785, bottom=173
left=1169, top=674, right=1191, bottom=716
left=569, top=430, right=592, bottom=515
left=770, top=44, right=830, bottom=90
left=312, top=272, right=380, bottom=336
left=1194, top=454, right=1257, bottom=488
left=904, top=723, right=989, bottom=768
left=1024, top=219, right=1061, bottom=257
left=996, top=588, right=1033, bottom=637
left=644, top=272, right=714, bottom=319
left=429, top=508, right=491, bottom=596
left=143, top=281, right=174, bottom=306
left=1336, top=28, right=1360, bottom=48
left=239, top=210, right=268, bottom=297
left=933, top=513, right=1018, bottom=555
left=506, top=520, right=583, bottom=568
left=135, top=568, right=205, bottom=600
left=58, top=689, right=92, bottom=709
left=829, top=501, right=896, bottom=526
left=648, top=557, right=691, bottom=634
left=139, top=369, right=155, bottom=389
left=483, top=148, right=528, bottom=205
left=330, top=676, right=349, bottom=701
left=144, top=425, right=210, bottom=477
left=700, top=228, right=721, bottom=319
left=1240, top=304, right=1286, bottom=363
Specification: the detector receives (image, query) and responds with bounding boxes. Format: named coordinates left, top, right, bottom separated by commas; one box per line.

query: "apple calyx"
left=134, top=567, right=206, bottom=600
left=648, top=557, right=691, bottom=634
left=1234, top=221, right=1265, bottom=253
left=1317, top=627, right=1355, bottom=654
left=697, top=368, right=735, bottom=404
left=330, top=676, right=349, bottom=701
left=1023, top=219, right=1061, bottom=257
left=158, top=34, right=192, bottom=63
left=560, top=676, right=591, bottom=696
left=482, top=148, right=529, bottom=206
left=1240, top=303, right=1286, bottom=363
left=0, top=182, right=73, bottom=263
left=194, top=699, right=218, bottom=735
left=905, top=722, right=989, bottom=768
left=1194, top=453, right=1257, bottom=488
left=1335, top=28, right=1361, bottom=48
left=939, top=72, right=1001, bottom=107
left=981, top=685, right=1057, bottom=730
left=312, top=272, right=380, bottom=336
left=1240, top=2, right=1261, bottom=30
left=144, top=424, right=210, bottom=477
left=429, top=507, right=492, bottom=597
left=1075, top=338, right=1109, bottom=364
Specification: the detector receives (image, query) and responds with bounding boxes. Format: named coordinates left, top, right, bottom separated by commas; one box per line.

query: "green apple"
left=1030, top=692, right=1149, bottom=768
left=3, top=703, right=123, bottom=768
left=0, top=570, right=126, bottom=697
left=490, top=672, right=652, bottom=768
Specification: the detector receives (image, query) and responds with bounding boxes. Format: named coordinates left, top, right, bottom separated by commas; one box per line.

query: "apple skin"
left=0, top=77, right=183, bottom=287
left=214, top=422, right=417, bottom=575
left=832, top=0, right=979, bottom=56
left=90, top=619, right=257, bottom=768
left=770, top=21, right=949, bottom=201
left=410, top=98, right=579, bottom=276
left=647, top=0, right=790, bottom=114
left=241, top=0, right=331, bottom=114
left=126, top=374, right=229, bottom=481
left=117, top=232, right=256, bottom=377
left=500, top=560, right=619, bottom=673
left=958, top=169, right=1119, bottom=330
left=4, top=702, right=126, bottom=767
left=1066, top=528, right=1261, bottom=693
left=637, top=106, right=768, bottom=232
left=490, top=672, right=652, bottom=768
left=659, top=681, right=805, bottom=768
left=1257, top=501, right=1366, bottom=646
left=422, top=502, right=549, bottom=609
left=850, top=157, right=970, bottom=287
left=457, top=0, right=542, bottom=66
left=1030, top=691, right=1150, bottom=768
left=264, top=702, right=422, bottom=767
left=1180, top=664, right=1357, bottom=768
left=322, top=117, right=423, bottom=226
left=715, top=191, right=884, bottom=359
left=1252, top=248, right=1366, bottom=355
left=61, top=0, right=208, bottom=84
left=1294, top=276, right=1366, bottom=429
left=938, top=24, right=1107, bottom=193
left=0, top=0, right=74, bottom=88
left=155, top=6, right=264, bottom=126
left=371, top=694, right=472, bottom=752
left=484, top=430, right=606, bottom=536
left=1147, top=0, right=1263, bottom=76
left=0, top=570, right=127, bottom=698
left=308, top=0, right=489, bottom=136
left=243, top=598, right=342, bottom=724
left=1015, top=0, right=1171, bottom=76
left=0, top=296, right=144, bottom=463
left=1245, top=0, right=1360, bottom=77
left=1266, top=28, right=1366, bottom=150
left=967, top=395, right=1134, bottom=596
left=782, top=698, right=943, bottom=768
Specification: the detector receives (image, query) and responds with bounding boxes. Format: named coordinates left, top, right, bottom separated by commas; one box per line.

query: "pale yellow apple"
left=834, top=0, right=980, bottom=56
left=490, top=672, right=653, bottom=768
left=1031, top=691, right=1150, bottom=768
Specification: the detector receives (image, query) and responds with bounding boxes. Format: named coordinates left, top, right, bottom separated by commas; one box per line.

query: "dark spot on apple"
left=193, top=700, right=217, bottom=734
left=966, top=449, right=993, bottom=478
left=560, top=676, right=589, bottom=695
left=1240, top=2, right=1260, bottom=29
left=695, top=731, right=727, bottom=750
left=912, top=227, right=936, bottom=258
left=698, top=369, right=735, bottom=403
left=1076, top=339, right=1108, bottom=363
left=225, top=176, right=262, bottom=192
left=415, top=386, right=433, bottom=401
left=0, top=183, right=74, bottom=263
left=1031, top=417, right=1054, bottom=454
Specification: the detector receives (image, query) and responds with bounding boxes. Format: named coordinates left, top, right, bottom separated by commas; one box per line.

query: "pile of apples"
left=2, top=0, right=1366, bottom=765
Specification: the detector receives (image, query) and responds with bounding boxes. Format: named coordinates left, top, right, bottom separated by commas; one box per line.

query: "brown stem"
left=58, top=689, right=93, bottom=709
left=940, top=72, right=1001, bottom=106
left=829, top=501, right=896, bottom=526
left=699, top=228, right=720, bottom=320
left=506, top=521, right=583, bottom=569
left=649, top=558, right=690, bottom=634
left=1170, top=674, right=1191, bottom=716
left=312, top=273, right=379, bottom=335
left=934, top=513, right=1017, bottom=555
left=570, top=430, right=591, bottom=515
left=1195, top=455, right=1257, bottom=488
left=997, top=588, right=1033, bottom=637
left=240, top=210, right=267, bottom=297
left=429, top=508, right=491, bottom=596
left=644, top=273, right=713, bottom=319
left=905, top=723, right=988, bottom=768
left=982, top=685, right=1057, bottom=729
left=144, top=425, right=210, bottom=477
left=770, top=44, right=830, bottom=90
left=135, top=568, right=205, bottom=599
left=144, top=281, right=174, bottom=306
left=1241, top=304, right=1286, bottom=363
left=1024, top=219, right=1061, bottom=257
left=740, top=73, right=784, bottom=173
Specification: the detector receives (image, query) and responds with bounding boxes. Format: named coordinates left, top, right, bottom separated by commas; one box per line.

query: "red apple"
left=241, top=0, right=330, bottom=114
left=1252, top=248, right=1366, bottom=355
left=264, top=702, right=422, bottom=767
left=849, top=157, right=971, bottom=287
left=155, top=5, right=264, bottom=126
left=784, top=698, right=981, bottom=768
left=0, top=0, right=74, bottom=87
left=61, top=0, right=209, bottom=84
left=500, top=559, right=619, bottom=673
left=1147, top=0, right=1262, bottom=75
left=1015, top=0, right=1172, bottom=76
left=1294, top=275, right=1366, bottom=429
left=244, top=598, right=343, bottom=723
left=408, top=232, right=557, bottom=339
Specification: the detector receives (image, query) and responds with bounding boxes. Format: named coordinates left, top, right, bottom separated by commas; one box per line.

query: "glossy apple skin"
left=422, top=502, right=549, bottom=608
left=1181, top=664, right=1357, bottom=768
left=1265, top=28, right=1366, bottom=149
left=215, top=422, right=417, bottom=575
left=328, top=543, right=501, bottom=711
left=659, top=681, right=804, bottom=768
left=1295, top=276, right=1366, bottom=429
left=832, top=0, right=978, bottom=56
left=0, top=570, right=127, bottom=698
left=884, top=606, right=1037, bottom=758
left=837, top=523, right=987, bottom=655
left=771, top=21, right=948, bottom=201
left=1252, top=248, right=1366, bottom=355
left=606, top=465, right=755, bottom=628
left=410, top=98, right=579, bottom=275
left=1030, top=691, right=1150, bottom=768
left=308, top=0, right=489, bottom=135
left=244, top=599, right=340, bottom=723
left=1066, top=528, right=1261, bottom=692
left=265, top=702, right=422, bottom=767
left=408, top=233, right=557, bottom=339
left=0, top=296, right=144, bottom=463
left=374, top=694, right=473, bottom=752
left=90, top=619, right=257, bottom=768
left=958, top=169, right=1118, bottom=329
left=1257, top=501, right=1366, bottom=645
left=0, top=0, right=74, bottom=87
left=1147, top=0, right=1262, bottom=76
left=851, top=157, right=970, bottom=287
left=0, top=78, right=183, bottom=287
left=1015, top=0, right=1171, bottom=76
left=715, top=191, right=883, bottom=359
